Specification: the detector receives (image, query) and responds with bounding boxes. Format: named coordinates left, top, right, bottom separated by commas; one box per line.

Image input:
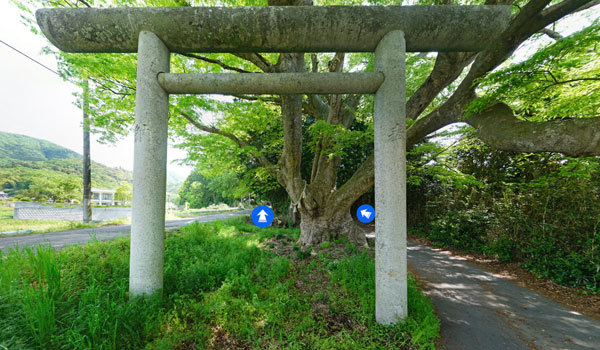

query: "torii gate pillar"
left=129, top=31, right=170, bottom=295
left=374, top=31, right=407, bottom=323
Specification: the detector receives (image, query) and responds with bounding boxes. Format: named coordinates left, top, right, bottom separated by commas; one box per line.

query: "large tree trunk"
left=188, top=0, right=600, bottom=247
left=298, top=204, right=368, bottom=246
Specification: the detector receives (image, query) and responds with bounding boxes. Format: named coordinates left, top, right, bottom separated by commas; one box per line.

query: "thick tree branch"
left=337, top=0, right=594, bottom=207
left=340, top=95, right=361, bottom=128
left=539, top=27, right=563, bottom=39
left=573, top=0, right=600, bottom=12
left=181, top=112, right=243, bottom=146
left=542, top=0, right=599, bottom=19
left=328, top=53, right=345, bottom=73
left=232, top=53, right=275, bottom=73
left=232, top=94, right=281, bottom=104
left=404, top=0, right=512, bottom=120
left=405, top=0, right=590, bottom=148
left=308, top=95, right=360, bottom=184
left=406, top=52, right=476, bottom=120
left=309, top=53, right=351, bottom=196
left=467, top=103, right=600, bottom=157
left=459, top=0, right=552, bottom=87
left=407, top=102, right=464, bottom=148
left=305, top=55, right=362, bottom=212
left=333, top=98, right=462, bottom=208
left=334, top=100, right=600, bottom=208
left=311, top=53, right=319, bottom=73
left=179, top=53, right=251, bottom=73
left=329, top=152, right=374, bottom=210
left=303, top=95, right=328, bottom=120
left=180, top=112, right=275, bottom=169
left=277, top=53, right=306, bottom=203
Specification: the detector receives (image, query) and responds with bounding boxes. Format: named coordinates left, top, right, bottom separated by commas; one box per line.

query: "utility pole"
left=82, top=79, right=92, bottom=223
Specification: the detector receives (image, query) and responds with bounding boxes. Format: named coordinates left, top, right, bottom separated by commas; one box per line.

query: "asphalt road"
left=0, top=210, right=251, bottom=253
left=408, top=242, right=600, bottom=349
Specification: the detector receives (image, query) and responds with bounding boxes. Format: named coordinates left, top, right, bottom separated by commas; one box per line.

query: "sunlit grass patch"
left=0, top=217, right=439, bottom=349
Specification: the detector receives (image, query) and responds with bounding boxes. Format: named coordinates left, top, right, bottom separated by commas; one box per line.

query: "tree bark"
left=276, top=53, right=306, bottom=204
left=468, top=104, right=600, bottom=157
left=298, top=203, right=367, bottom=246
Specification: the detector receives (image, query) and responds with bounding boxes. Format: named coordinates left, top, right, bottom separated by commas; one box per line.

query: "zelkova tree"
left=17, top=0, right=600, bottom=246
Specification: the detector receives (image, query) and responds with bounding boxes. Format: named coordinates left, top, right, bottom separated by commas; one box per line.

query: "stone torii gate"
left=36, top=5, right=509, bottom=324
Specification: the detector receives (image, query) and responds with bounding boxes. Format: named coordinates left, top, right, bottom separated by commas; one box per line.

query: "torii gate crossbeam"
left=36, top=5, right=510, bottom=325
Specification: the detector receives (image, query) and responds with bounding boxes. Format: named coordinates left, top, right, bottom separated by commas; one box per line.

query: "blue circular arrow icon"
left=252, top=205, right=274, bottom=228
left=356, top=204, right=375, bottom=223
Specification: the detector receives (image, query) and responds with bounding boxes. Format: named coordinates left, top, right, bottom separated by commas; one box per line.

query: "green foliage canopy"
left=469, top=22, right=600, bottom=119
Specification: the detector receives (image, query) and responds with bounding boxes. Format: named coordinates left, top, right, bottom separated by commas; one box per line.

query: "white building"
left=91, top=188, right=116, bottom=205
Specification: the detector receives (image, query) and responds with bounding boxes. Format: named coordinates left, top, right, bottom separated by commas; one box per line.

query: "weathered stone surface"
left=374, top=30, right=407, bottom=324
left=158, top=72, right=383, bottom=94
left=129, top=31, right=170, bottom=297
left=36, top=6, right=510, bottom=53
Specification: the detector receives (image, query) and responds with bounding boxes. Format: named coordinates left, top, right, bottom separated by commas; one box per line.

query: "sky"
left=0, top=0, right=193, bottom=179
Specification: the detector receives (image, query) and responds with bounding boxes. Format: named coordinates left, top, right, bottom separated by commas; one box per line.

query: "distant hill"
left=0, top=131, right=80, bottom=161
left=166, top=171, right=186, bottom=202
left=0, top=131, right=132, bottom=200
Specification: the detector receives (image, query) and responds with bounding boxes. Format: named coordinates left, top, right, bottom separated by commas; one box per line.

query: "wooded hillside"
left=0, top=131, right=80, bottom=161
left=0, top=131, right=132, bottom=201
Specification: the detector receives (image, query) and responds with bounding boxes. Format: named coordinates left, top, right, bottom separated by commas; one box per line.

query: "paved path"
left=0, top=210, right=251, bottom=252
left=408, top=241, right=600, bottom=350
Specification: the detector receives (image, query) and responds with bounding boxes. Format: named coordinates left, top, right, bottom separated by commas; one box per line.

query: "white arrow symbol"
left=360, top=209, right=371, bottom=219
left=257, top=209, right=268, bottom=223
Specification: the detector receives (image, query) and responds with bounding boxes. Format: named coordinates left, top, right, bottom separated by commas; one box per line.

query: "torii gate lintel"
left=36, top=5, right=510, bottom=325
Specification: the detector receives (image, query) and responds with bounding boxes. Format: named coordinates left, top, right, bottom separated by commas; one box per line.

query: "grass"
left=0, top=207, right=127, bottom=236
left=0, top=217, right=439, bottom=349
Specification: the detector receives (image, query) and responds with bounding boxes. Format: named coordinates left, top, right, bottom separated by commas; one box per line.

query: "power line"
left=0, top=38, right=67, bottom=81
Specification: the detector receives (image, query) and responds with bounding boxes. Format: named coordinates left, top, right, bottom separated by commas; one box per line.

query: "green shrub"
left=482, top=236, right=516, bottom=262
left=427, top=209, right=489, bottom=252
left=408, top=137, right=600, bottom=293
